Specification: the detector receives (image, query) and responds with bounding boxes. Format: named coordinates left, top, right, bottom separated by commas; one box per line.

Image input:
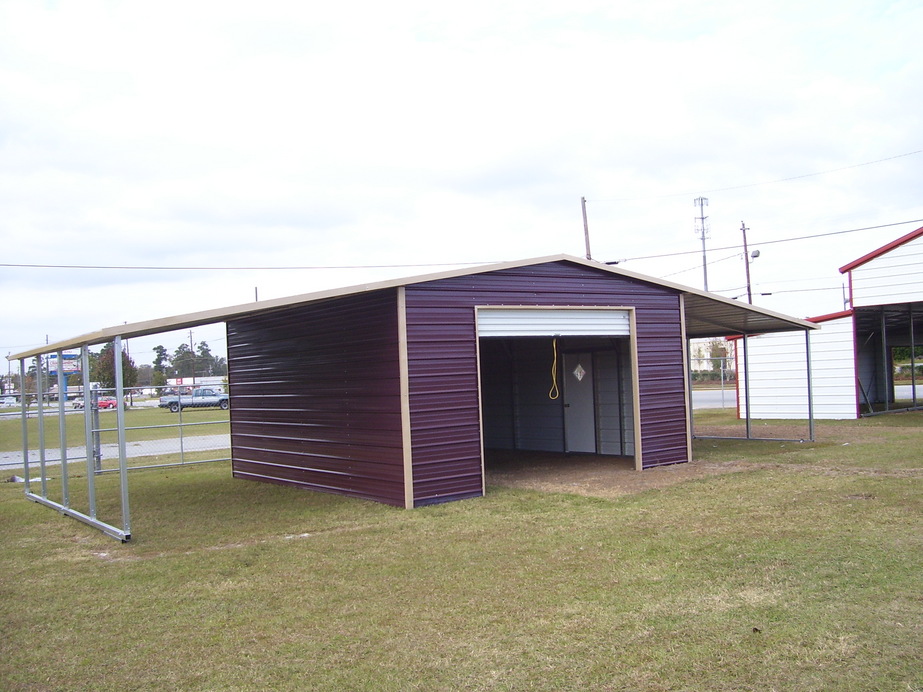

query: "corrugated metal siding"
left=850, top=234, right=923, bottom=307
left=405, top=261, right=689, bottom=505
left=477, top=307, right=631, bottom=336
left=738, top=316, right=858, bottom=419
left=226, top=290, right=406, bottom=506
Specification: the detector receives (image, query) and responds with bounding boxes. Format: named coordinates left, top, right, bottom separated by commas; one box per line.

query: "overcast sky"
left=2, top=0, right=921, bottom=367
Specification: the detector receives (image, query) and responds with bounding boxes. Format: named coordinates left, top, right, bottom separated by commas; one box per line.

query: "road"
left=692, top=387, right=737, bottom=409
left=0, top=434, right=230, bottom=471
left=691, top=384, right=921, bottom=410
left=2, top=385, right=918, bottom=472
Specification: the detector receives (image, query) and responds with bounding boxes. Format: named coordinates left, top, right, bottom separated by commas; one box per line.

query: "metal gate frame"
left=19, top=336, right=131, bottom=541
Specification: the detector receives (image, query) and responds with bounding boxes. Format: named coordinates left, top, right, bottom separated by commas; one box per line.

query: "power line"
left=614, top=218, right=923, bottom=263
left=0, top=260, right=494, bottom=271
left=661, top=251, right=743, bottom=280
left=590, top=149, right=923, bottom=202
left=2, top=217, right=921, bottom=273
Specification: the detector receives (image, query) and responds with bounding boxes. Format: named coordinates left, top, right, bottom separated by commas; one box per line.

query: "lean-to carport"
left=8, top=255, right=817, bottom=540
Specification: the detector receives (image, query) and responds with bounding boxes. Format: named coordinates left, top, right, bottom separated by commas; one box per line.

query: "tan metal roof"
left=8, top=254, right=816, bottom=360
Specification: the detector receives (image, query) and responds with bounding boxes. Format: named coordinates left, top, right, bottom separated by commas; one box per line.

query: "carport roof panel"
left=9, top=254, right=815, bottom=359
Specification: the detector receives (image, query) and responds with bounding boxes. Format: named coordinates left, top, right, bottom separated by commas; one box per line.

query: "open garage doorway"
left=479, top=336, right=636, bottom=456
left=477, top=307, right=640, bottom=479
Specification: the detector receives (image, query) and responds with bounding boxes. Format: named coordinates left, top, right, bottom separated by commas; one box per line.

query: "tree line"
left=8, top=341, right=227, bottom=394
left=92, top=340, right=227, bottom=389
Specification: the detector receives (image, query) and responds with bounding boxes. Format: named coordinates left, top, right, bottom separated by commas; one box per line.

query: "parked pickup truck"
left=158, top=388, right=230, bottom=412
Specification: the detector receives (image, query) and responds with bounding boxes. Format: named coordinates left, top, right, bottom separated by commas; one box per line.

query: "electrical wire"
left=2, top=219, right=921, bottom=272
left=0, top=260, right=493, bottom=271
left=614, top=219, right=923, bottom=264
left=589, top=149, right=923, bottom=202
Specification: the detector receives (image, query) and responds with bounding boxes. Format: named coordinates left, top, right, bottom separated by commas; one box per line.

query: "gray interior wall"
left=596, top=341, right=635, bottom=456
left=480, top=338, right=565, bottom=452
left=855, top=333, right=887, bottom=406
left=513, top=340, right=566, bottom=451
left=479, top=339, right=516, bottom=449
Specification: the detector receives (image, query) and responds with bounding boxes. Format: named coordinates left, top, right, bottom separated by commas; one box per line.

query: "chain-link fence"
left=689, top=356, right=736, bottom=385
left=0, top=384, right=230, bottom=475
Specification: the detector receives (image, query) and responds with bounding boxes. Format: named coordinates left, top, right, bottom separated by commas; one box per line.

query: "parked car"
left=97, top=396, right=119, bottom=409
left=72, top=398, right=85, bottom=409
left=1, top=396, right=18, bottom=407
left=158, top=388, right=229, bottom=412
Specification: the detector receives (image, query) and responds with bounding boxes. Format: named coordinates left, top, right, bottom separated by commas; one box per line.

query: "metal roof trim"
left=8, top=254, right=816, bottom=360
left=838, top=225, right=923, bottom=274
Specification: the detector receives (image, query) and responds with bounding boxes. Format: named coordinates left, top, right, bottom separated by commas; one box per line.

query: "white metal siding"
left=739, top=317, right=857, bottom=419
left=850, top=235, right=923, bottom=307
left=477, top=308, right=631, bottom=337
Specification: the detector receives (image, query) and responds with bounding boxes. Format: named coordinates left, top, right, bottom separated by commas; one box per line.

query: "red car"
left=97, top=396, right=119, bottom=409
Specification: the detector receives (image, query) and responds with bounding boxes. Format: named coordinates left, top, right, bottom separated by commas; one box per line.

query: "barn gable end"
left=842, top=227, right=923, bottom=308
left=404, top=261, right=688, bottom=507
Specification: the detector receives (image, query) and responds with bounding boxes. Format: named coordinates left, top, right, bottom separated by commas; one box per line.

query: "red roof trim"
left=725, top=309, right=853, bottom=339
left=808, top=309, right=854, bottom=324
left=839, top=225, right=923, bottom=274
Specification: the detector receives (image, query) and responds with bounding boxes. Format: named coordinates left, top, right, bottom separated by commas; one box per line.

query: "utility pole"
left=581, top=196, right=592, bottom=260
left=694, top=197, right=709, bottom=291
left=741, top=220, right=753, bottom=304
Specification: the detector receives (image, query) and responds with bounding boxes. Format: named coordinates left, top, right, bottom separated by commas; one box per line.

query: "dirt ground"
left=484, top=449, right=753, bottom=500
left=484, top=413, right=923, bottom=499
left=482, top=422, right=839, bottom=500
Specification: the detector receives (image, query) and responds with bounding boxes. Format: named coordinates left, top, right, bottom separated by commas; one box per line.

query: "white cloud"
left=1, top=0, right=922, bottom=362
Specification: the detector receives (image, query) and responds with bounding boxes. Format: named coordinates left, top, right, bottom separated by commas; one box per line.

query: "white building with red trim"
left=735, top=226, right=923, bottom=419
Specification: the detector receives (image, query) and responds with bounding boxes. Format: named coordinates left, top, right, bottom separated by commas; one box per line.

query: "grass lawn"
left=1, top=412, right=921, bottom=691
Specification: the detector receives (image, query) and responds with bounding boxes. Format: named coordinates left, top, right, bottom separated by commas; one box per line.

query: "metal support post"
left=910, top=304, right=918, bottom=407
left=881, top=309, right=889, bottom=411
left=113, top=336, right=132, bottom=538
left=56, top=351, right=69, bottom=508
left=686, top=338, right=695, bottom=441
left=19, top=359, right=29, bottom=494
left=35, top=357, right=47, bottom=497
left=81, top=346, right=97, bottom=517
left=805, top=330, right=815, bottom=442
left=742, top=334, right=752, bottom=439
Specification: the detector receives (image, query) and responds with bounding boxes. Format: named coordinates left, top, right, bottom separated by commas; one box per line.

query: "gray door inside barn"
left=563, top=352, right=596, bottom=452
left=476, top=308, right=635, bottom=457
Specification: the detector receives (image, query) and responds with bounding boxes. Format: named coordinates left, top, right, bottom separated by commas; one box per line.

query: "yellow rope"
left=548, top=337, right=560, bottom=400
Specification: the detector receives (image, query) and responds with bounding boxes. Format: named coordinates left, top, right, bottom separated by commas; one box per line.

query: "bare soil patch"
left=485, top=416, right=922, bottom=499
left=485, top=450, right=752, bottom=500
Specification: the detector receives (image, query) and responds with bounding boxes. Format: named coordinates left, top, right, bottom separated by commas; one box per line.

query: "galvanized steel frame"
left=20, top=338, right=131, bottom=542
left=692, top=327, right=817, bottom=444
left=859, top=302, right=923, bottom=417
left=15, top=334, right=235, bottom=540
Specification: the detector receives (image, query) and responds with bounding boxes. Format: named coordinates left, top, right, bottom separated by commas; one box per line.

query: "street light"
left=741, top=221, right=758, bottom=304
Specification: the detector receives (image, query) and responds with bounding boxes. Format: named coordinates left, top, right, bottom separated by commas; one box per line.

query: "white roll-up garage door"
left=476, top=307, right=631, bottom=337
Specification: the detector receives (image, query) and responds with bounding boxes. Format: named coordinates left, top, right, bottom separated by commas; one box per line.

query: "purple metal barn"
left=224, top=257, right=811, bottom=508
left=9, top=254, right=817, bottom=540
